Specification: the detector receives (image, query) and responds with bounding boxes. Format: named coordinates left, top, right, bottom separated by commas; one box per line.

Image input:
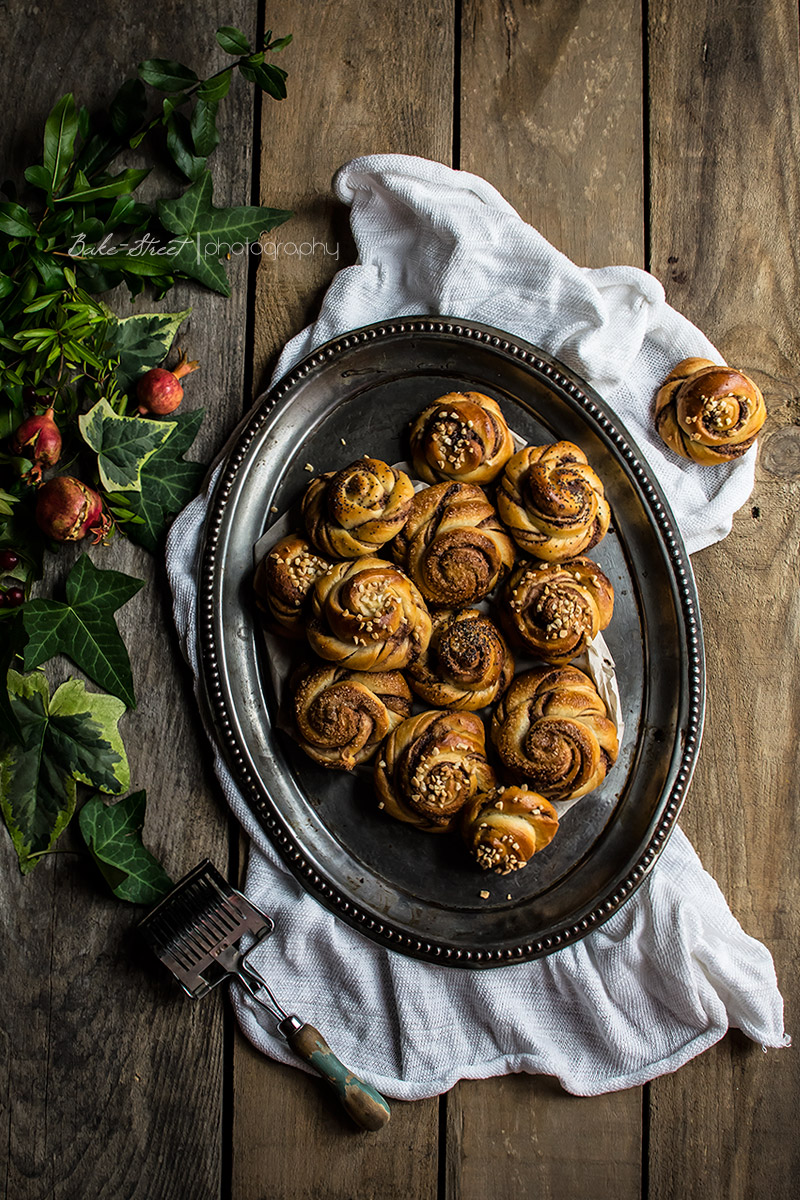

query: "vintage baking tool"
left=139, top=859, right=391, bottom=1131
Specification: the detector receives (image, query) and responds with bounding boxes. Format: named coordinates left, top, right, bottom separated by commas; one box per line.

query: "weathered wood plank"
left=0, top=3, right=254, bottom=1197
left=648, top=0, right=800, bottom=1196
left=450, top=3, right=645, bottom=1197
left=231, top=2, right=453, bottom=1195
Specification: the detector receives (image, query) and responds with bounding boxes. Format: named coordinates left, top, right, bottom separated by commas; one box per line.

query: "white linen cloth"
left=166, top=155, right=787, bottom=1098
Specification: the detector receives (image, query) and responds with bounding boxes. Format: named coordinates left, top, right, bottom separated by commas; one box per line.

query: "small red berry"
left=0, top=549, right=20, bottom=571
left=4, top=586, right=24, bottom=607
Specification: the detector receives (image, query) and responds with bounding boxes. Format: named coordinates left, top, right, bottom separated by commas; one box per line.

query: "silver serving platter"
left=198, top=317, right=705, bottom=968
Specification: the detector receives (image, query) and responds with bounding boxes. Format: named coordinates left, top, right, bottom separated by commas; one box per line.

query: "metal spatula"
left=138, top=859, right=391, bottom=1131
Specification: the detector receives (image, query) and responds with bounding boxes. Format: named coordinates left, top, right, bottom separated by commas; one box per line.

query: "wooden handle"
left=285, top=1022, right=391, bottom=1131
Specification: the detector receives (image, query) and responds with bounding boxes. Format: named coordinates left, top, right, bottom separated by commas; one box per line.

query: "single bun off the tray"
left=497, top=441, right=610, bottom=561
left=302, top=456, right=415, bottom=557
left=491, top=666, right=619, bottom=803
left=374, top=709, right=496, bottom=832
left=292, top=663, right=412, bottom=770
left=502, top=556, right=614, bottom=665
left=408, top=608, right=514, bottom=710
left=307, top=557, right=432, bottom=671
left=253, top=534, right=333, bottom=637
left=461, top=786, right=559, bottom=874
left=654, top=357, right=766, bottom=464
left=393, top=481, right=516, bottom=607
left=409, top=391, right=515, bottom=484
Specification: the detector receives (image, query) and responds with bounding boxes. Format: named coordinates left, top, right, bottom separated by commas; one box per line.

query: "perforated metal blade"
left=139, top=859, right=274, bottom=999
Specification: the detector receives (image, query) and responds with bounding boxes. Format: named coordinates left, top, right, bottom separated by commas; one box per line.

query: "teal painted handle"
left=286, top=1022, right=391, bottom=1131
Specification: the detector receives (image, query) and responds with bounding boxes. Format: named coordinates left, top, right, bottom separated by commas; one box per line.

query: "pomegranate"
left=35, top=476, right=110, bottom=543
left=136, top=349, right=199, bottom=416
left=12, top=406, right=62, bottom=483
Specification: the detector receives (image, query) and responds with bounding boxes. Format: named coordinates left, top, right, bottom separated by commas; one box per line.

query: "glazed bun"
left=292, top=664, right=411, bottom=770
left=409, top=391, right=514, bottom=484
left=302, top=456, right=414, bottom=557
left=408, top=608, right=513, bottom=710
left=654, top=357, right=766, bottom=463
left=502, top=556, right=614, bottom=665
left=461, top=786, right=559, bottom=874
left=253, top=534, right=333, bottom=637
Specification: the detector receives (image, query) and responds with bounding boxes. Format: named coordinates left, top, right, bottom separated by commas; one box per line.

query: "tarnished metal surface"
left=198, top=318, right=705, bottom=968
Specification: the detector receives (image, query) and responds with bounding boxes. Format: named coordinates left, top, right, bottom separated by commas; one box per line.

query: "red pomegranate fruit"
left=136, top=350, right=199, bottom=416
left=12, top=406, right=62, bottom=482
left=35, top=476, right=109, bottom=542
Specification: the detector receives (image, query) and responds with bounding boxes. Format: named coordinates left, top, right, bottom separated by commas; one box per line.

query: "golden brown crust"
left=374, top=709, right=496, bottom=831
left=502, top=556, right=614, bottom=665
left=461, top=786, right=559, bottom=874
left=253, top=534, right=333, bottom=638
left=306, top=557, right=432, bottom=671
left=491, top=666, right=619, bottom=802
left=292, top=664, right=412, bottom=770
left=654, top=357, right=766, bottom=464
left=302, top=457, right=415, bottom=558
left=393, top=481, right=516, bottom=607
left=407, top=608, right=514, bottom=710
left=496, top=442, right=610, bottom=561
left=409, top=391, right=515, bottom=484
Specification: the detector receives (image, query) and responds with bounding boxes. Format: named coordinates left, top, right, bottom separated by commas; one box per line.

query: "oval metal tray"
left=198, top=317, right=705, bottom=968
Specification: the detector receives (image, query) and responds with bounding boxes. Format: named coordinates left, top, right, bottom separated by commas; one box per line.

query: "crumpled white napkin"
left=166, top=154, right=787, bottom=1099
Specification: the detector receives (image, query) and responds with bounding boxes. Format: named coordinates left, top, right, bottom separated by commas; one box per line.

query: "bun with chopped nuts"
left=374, top=709, right=496, bottom=832
left=461, top=786, right=559, bottom=874
left=491, top=665, right=618, bottom=802
left=409, top=391, right=515, bottom=484
left=408, top=608, right=513, bottom=710
left=502, top=556, right=614, bottom=665
left=393, top=481, right=515, bottom=607
left=654, top=357, right=766, bottom=463
left=253, top=534, right=334, bottom=638
left=306, top=557, right=432, bottom=671
left=497, top=441, right=610, bottom=561
left=302, top=456, right=415, bottom=558
left=291, top=663, right=412, bottom=770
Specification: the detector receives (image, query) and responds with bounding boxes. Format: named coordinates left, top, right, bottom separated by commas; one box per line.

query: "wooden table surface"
left=2, top=1, right=798, bottom=1197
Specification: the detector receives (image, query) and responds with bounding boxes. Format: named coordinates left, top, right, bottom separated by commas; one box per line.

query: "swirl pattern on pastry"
left=374, top=709, right=496, bottom=831
left=497, top=442, right=610, bottom=561
left=503, top=556, right=614, bottom=665
left=292, top=664, right=412, bottom=770
left=302, top=456, right=415, bottom=558
left=408, top=608, right=514, bottom=710
left=253, top=534, right=333, bottom=637
left=307, top=557, right=432, bottom=670
left=491, top=666, right=619, bottom=802
left=461, top=786, right=559, bottom=874
left=654, top=357, right=767, bottom=464
left=409, top=391, right=515, bottom=484
left=393, top=481, right=516, bottom=606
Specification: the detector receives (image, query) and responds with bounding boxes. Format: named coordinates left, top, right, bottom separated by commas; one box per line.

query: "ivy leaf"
left=105, top=306, right=191, bottom=391
left=43, top=93, right=78, bottom=191
left=123, top=409, right=206, bottom=552
left=22, top=555, right=144, bottom=708
left=0, top=611, right=28, bottom=742
left=138, top=59, right=199, bottom=92
left=79, top=398, right=176, bottom=491
left=157, top=171, right=291, bottom=295
left=79, top=790, right=173, bottom=903
left=0, top=670, right=127, bottom=874
left=216, top=26, right=251, bottom=55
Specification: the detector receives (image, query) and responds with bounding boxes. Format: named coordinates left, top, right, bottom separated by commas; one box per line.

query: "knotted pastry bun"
left=292, top=664, right=411, bottom=770
left=374, top=709, right=496, bottom=831
left=497, top=442, right=610, bottom=561
left=393, top=481, right=515, bottom=607
left=408, top=608, right=513, bottom=710
left=654, top=357, right=766, bottom=463
left=503, top=557, right=614, bottom=665
left=253, top=534, right=333, bottom=637
left=491, top=666, right=619, bottom=802
left=302, top=456, right=415, bottom=558
left=462, top=786, right=559, bottom=874
left=307, top=557, right=431, bottom=671
left=409, top=391, right=514, bottom=484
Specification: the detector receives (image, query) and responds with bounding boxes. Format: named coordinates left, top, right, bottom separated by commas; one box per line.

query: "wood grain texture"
left=460, top=0, right=645, bottom=266
left=230, top=3, right=453, bottom=1196
left=0, top=2, right=254, bottom=1197
left=450, top=4, right=645, bottom=1196
left=648, top=0, right=800, bottom=1196
left=249, top=0, right=454, bottom=396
